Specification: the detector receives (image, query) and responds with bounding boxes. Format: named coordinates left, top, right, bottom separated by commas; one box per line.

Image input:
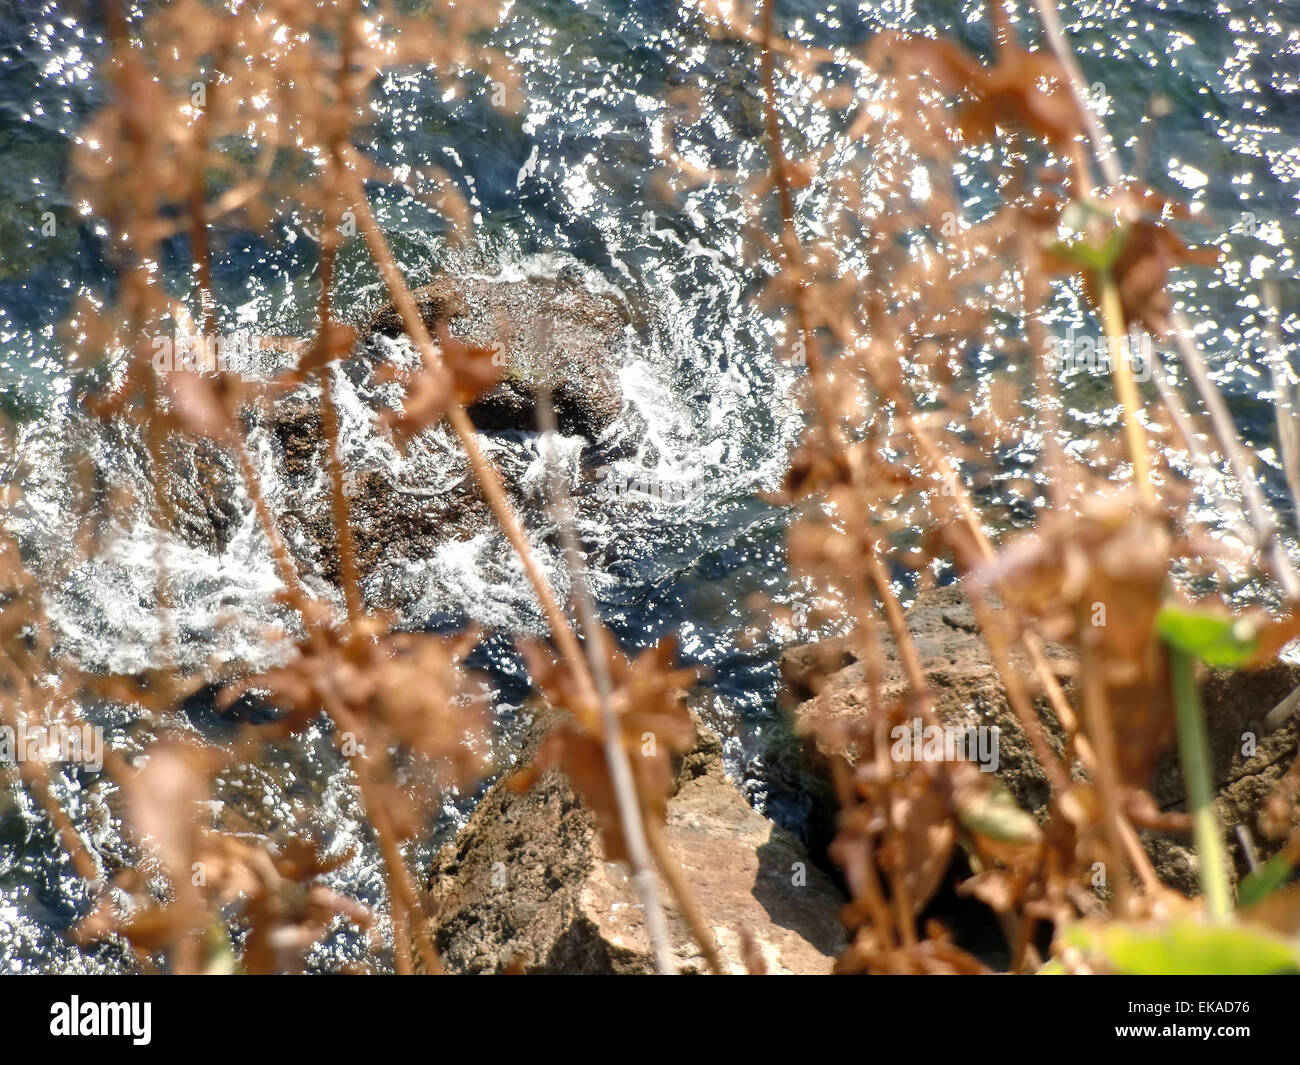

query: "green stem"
left=1169, top=646, right=1231, bottom=918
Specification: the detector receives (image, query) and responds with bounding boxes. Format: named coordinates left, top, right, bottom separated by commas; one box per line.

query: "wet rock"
left=425, top=703, right=846, bottom=974
left=86, top=416, right=243, bottom=556
left=164, top=437, right=243, bottom=554
left=783, top=584, right=1300, bottom=898
left=779, top=635, right=859, bottom=708
left=260, top=391, right=493, bottom=590
left=159, top=274, right=628, bottom=588
left=264, top=396, right=323, bottom=482
left=365, top=275, right=627, bottom=439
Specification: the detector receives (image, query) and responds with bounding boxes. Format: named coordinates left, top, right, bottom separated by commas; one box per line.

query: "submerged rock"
left=782, top=584, right=1300, bottom=898
left=365, top=275, right=627, bottom=439
left=424, top=702, right=846, bottom=974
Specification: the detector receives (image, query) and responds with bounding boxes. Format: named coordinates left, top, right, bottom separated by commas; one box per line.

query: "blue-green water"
left=0, top=0, right=1298, bottom=971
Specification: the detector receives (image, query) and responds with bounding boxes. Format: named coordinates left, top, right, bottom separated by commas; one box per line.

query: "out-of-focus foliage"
left=1, top=0, right=1298, bottom=975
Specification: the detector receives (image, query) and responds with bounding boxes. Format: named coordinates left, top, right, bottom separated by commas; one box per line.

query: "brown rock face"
left=788, top=585, right=1069, bottom=822
left=783, top=584, right=1300, bottom=897
left=365, top=275, right=626, bottom=439
left=425, top=705, right=846, bottom=974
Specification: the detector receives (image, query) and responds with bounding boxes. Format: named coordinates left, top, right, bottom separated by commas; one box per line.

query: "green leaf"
left=957, top=780, right=1040, bottom=844
left=1156, top=604, right=1258, bottom=668
left=1046, top=225, right=1127, bottom=274
left=1239, top=850, right=1297, bottom=910
left=1064, top=918, right=1300, bottom=975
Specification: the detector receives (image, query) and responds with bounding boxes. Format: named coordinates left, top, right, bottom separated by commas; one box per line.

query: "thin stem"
left=1076, top=629, right=1133, bottom=913
left=325, top=695, right=441, bottom=975
left=535, top=395, right=680, bottom=974
left=757, top=0, right=846, bottom=457
left=1098, top=277, right=1154, bottom=505
left=1168, top=646, right=1231, bottom=918
left=1168, top=313, right=1300, bottom=600
left=646, top=819, right=723, bottom=974
left=318, top=0, right=363, bottom=623
left=1030, top=0, right=1121, bottom=188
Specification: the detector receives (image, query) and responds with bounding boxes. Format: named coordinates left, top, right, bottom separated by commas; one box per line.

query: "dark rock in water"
left=365, top=275, right=627, bottom=439
left=135, top=369, right=495, bottom=591
left=180, top=680, right=281, bottom=732
left=87, top=420, right=241, bottom=556
left=425, top=701, right=846, bottom=974
left=265, top=396, right=323, bottom=482
left=164, top=437, right=243, bottom=555
left=152, top=273, right=629, bottom=592
left=258, top=392, right=494, bottom=592
left=782, top=584, right=1300, bottom=900
left=259, top=273, right=628, bottom=589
